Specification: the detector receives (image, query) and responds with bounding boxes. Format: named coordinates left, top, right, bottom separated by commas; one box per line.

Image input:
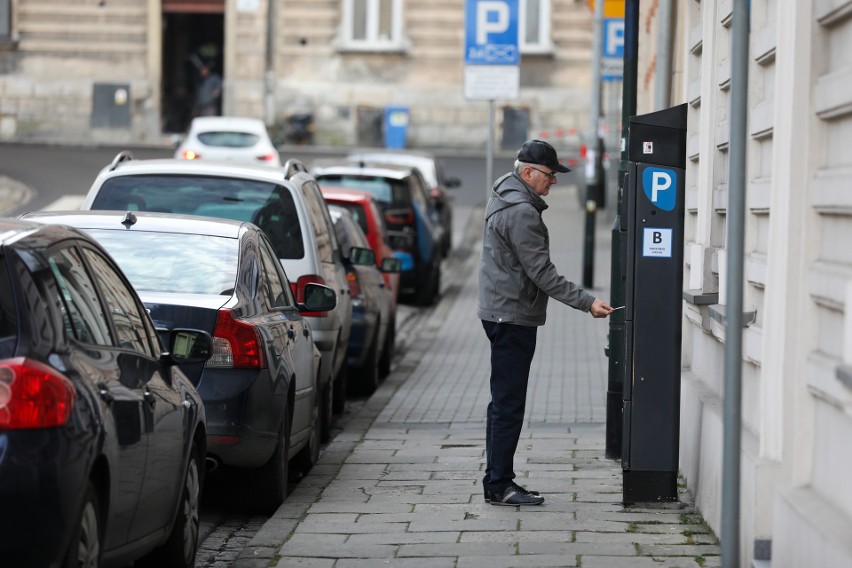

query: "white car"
left=80, top=153, right=360, bottom=442
left=176, top=116, right=281, bottom=167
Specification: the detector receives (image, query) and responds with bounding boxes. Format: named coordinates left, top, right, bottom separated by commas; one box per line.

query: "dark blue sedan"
left=0, top=219, right=211, bottom=568
left=22, top=210, right=337, bottom=515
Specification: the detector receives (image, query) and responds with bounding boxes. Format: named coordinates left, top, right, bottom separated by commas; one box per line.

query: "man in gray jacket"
left=478, top=139, right=613, bottom=506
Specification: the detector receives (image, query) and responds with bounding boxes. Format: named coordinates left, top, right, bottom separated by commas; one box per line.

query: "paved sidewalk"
left=233, top=186, right=721, bottom=568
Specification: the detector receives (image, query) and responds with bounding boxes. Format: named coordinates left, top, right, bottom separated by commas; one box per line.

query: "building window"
left=520, top=0, right=553, bottom=54
left=338, top=0, right=408, bottom=52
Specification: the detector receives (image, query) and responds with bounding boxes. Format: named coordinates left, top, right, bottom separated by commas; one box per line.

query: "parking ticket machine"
left=621, top=104, right=688, bottom=504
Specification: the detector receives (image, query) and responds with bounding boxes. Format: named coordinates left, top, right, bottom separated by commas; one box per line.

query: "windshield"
left=92, top=175, right=305, bottom=259
left=197, top=131, right=261, bottom=148
left=85, top=229, right=239, bottom=295
left=314, top=175, right=411, bottom=207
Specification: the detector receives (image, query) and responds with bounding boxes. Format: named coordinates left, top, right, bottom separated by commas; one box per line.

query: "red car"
left=320, top=187, right=402, bottom=309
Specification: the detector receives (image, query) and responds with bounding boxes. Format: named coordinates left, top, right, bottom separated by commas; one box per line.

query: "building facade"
left=639, top=1, right=852, bottom=566
left=0, top=0, right=594, bottom=149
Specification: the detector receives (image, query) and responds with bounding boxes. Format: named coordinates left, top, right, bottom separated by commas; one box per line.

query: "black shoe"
left=489, top=484, right=544, bottom=506
left=484, top=482, right=540, bottom=502
left=483, top=483, right=540, bottom=502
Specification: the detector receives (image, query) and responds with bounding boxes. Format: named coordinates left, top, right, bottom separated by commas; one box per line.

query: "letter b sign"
left=642, top=167, right=676, bottom=211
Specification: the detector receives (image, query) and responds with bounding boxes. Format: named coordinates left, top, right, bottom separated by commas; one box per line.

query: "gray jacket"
left=477, top=172, right=595, bottom=326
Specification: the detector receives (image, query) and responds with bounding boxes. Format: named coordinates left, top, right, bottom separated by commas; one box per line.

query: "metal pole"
left=722, top=0, right=750, bottom=566
left=583, top=0, right=605, bottom=288
left=486, top=99, right=495, bottom=199
left=654, top=0, right=674, bottom=111
left=605, top=0, right=639, bottom=460
left=264, top=0, right=276, bottom=126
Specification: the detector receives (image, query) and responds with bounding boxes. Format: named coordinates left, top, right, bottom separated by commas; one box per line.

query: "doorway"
left=161, top=3, right=224, bottom=134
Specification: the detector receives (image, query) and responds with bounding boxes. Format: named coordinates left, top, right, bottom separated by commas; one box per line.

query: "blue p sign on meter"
left=465, top=0, right=519, bottom=65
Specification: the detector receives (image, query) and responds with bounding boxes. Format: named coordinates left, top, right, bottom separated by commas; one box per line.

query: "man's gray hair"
left=514, top=160, right=529, bottom=174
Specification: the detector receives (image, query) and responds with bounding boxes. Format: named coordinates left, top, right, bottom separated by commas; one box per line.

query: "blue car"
left=0, top=219, right=211, bottom=568
left=312, top=163, right=443, bottom=306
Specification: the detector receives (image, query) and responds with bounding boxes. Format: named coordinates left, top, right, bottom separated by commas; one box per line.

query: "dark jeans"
left=481, top=320, right=537, bottom=494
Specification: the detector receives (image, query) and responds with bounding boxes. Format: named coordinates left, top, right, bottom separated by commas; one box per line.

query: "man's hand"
left=589, top=298, right=614, bottom=318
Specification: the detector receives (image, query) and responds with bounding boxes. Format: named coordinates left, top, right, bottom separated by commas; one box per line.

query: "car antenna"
left=121, top=211, right=137, bottom=228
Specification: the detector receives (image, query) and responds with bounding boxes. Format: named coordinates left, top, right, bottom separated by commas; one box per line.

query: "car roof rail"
left=108, top=151, right=134, bottom=171
left=282, top=158, right=308, bottom=180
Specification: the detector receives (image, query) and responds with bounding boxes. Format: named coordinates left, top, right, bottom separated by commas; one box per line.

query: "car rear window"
left=0, top=255, right=17, bottom=357
left=314, top=175, right=412, bottom=208
left=197, top=131, right=261, bottom=148
left=84, top=229, right=239, bottom=295
left=329, top=202, right=368, bottom=236
left=92, top=175, right=305, bottom=259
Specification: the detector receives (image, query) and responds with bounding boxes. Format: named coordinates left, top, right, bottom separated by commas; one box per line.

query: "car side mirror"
left=299, top=282, right=337, bottom=313
left=380, top=257, right=402, bottom=273
left=164, top=329, right=213, bottom=365
left=348, top=246, right=375, bottom=266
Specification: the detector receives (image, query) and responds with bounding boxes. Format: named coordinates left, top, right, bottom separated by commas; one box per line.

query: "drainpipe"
left=264, top=0, right=276, bottom=126
left=654, top=0, right=674, bottom=110
left=722, top=1, right=750, bottom=567
left=582, top=0, right=605, bottom=288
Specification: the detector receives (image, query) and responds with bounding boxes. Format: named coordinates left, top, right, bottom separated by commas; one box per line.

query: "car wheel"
left=353, top=326, right=380, bottom=396
left=319, top=379, right=333, bottom=443
left=378, top=318, right=395, bottom=378
left=141, top=443, right=202, bottom=567
left=291, top=375, right=321, bottom=476
left=245, top=410, right=290, bottom=515
left=63, top=482, right=100, bottom=568
left=417, top=262, right=441, bottom=307
left=332, top=363, right=348, bottom=415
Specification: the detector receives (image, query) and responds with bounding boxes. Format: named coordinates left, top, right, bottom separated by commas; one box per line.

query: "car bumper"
left=196, top=367, right=286, bottom=469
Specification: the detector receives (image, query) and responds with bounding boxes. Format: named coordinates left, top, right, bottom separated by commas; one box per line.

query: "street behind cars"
left=21, top=210, right=338, bottom=515
left=0, top=218, right=211, bottom=568
left=311, top=163, right=443, bottom=306
left=79, top=153, right=362, bottom=441
left=328, top=204, right=401, bottom=395
left=175, top=116, right=281, bottom=167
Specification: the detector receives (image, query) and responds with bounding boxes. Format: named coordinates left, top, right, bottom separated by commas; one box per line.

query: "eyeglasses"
left=528, top=166, right=557, bottom=180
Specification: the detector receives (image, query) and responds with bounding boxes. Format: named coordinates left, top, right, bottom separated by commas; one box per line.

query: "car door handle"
left=97, top=384, right=114, bottom=404
left=143, top=391, right=156, bottom=409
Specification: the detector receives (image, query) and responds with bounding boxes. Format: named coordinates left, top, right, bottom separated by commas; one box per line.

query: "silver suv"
left=81, top=152, right=358, bottom=440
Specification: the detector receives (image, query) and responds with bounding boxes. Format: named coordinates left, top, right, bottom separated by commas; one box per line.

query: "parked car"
left=312, top=163, right=443, bottom=306
left=0, top=218, right=211, bottom=568
left=346, top=150, right=460, bottom=257
left=328, top=205, right=401, bottom=394
left=175, top=116, right=281, bottom=167
left=21, top=210, right=337, bottom=513
left=80, top=153, right=361, bottom=441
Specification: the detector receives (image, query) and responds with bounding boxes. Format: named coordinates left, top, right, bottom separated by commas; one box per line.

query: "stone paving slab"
left=234, top=190, right=720, bottom=567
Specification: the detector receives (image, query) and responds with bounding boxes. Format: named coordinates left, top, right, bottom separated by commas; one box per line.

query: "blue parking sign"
left=464, top=0, right=519, bottom=65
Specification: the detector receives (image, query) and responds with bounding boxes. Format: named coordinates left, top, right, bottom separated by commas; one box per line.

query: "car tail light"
left=290, top=275, right=328, bottom=318
left=207, top=310, right=266, bottom=368
left=257, top=153, right=277, bottom=162
left=346, top=269, right=362, bottom=301
left=384, top=208, right=415, bottom=226
left=181, top=150, right=201, bottom=160
left=0, top=358, right=76, bottom=430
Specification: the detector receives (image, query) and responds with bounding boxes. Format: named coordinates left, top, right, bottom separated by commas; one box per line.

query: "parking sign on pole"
left=463, top=0, right=519, bottom=100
